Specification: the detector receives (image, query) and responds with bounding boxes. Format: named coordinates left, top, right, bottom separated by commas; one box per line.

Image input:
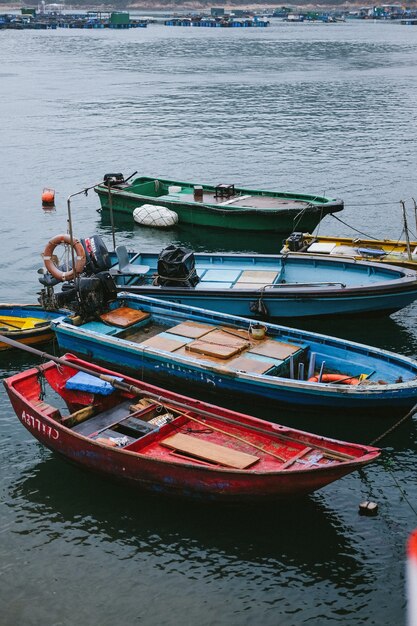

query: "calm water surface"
left=1, top=20, right=417, bottom=625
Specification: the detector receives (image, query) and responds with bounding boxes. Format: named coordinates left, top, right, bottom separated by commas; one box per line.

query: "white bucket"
left=168, top=185, right=182, bottom=194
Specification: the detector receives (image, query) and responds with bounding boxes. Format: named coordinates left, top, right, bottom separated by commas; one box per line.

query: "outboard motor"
left=103, top=173, right=125, bottom=187
left=285, top=232, right=307, bottom=252
left=37, top=234, right=116, bottom=315
left=156, top=245, right=199, bottom=288
left=81, top=235, right=111, bottom=274
left=39, top=272, right=117, bottom=317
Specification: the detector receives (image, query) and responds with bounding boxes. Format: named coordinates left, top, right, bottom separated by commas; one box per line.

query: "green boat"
left=94, top=174, right=344, bottom=233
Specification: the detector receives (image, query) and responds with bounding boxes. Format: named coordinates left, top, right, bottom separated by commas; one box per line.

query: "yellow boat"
left=0, top=304, right=66, bottom=351
left=281, top=233, right=417, bottom=270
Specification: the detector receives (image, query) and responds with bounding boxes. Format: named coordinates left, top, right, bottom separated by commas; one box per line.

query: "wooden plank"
left=235, top=270, right=278, bottom=284
left=160, top=433, right=259, bottom=469
left=168, top=321, right=215, bottom=339
left=186, top=341, right=244, bottom=359
left=219, top=326, right=251, bottom=340
left=72, top=400, right=133, bottom=436
left=141, top=335, right=188, bottom=352
left=200, top=329, right=249, bottom=347
left=185, top=329, right=250, bottom=359
left=280, top=447, right=313, bottom=469
left=174, top=346, right=233, bottom=365
left=100, top=307, right=150, bottom=328
left=249, top=339, right=302, bottom=360
left=223, top=355, right=275, bottom=374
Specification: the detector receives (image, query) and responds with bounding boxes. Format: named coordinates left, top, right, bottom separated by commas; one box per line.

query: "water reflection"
left=10, top=456, right=365, bottom=585
left=98, top=210, right=281, bottom=253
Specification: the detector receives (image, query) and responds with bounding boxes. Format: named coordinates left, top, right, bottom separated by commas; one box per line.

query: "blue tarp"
left=65, top=371, right=123, bottom=395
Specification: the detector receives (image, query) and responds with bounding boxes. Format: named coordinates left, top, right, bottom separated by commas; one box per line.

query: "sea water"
left=1, top=19, right=417, bottom=625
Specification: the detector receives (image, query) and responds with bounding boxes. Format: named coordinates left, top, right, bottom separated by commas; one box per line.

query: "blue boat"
left=51, top=294, right=417, bottom=415
left=105, top=245, right=417, bottom=319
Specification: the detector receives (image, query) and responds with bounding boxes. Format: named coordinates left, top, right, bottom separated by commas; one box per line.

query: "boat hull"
left=282, top=234, right=417, bottom=270
left=114, top=283, right=417, bottom=319
left=0, top=304, right=68, bottom=350
left=51, top=297, right=417, bottom=415
left=4, top=360, right=378, bottom=502
left=110, top=251, right=417, bottom=319
left=95, top=177, right=343, bottom=233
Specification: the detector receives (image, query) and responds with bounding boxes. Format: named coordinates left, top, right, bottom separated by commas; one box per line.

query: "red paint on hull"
left=3, top=356, right=380, bottom=503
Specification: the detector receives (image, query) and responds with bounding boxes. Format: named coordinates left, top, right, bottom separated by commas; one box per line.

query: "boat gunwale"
left=94, top=184, right=343, bottom=213
left=4, top=360, right=380, bottom=476
left=112, top=251, right=417, bottom=296
left=52, top=298, right=417, bottom=395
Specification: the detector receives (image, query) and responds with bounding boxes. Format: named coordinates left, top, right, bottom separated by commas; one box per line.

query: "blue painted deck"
left=52, top=295, right=417, bottom=415
left=108, top=250, right=417, bottom=319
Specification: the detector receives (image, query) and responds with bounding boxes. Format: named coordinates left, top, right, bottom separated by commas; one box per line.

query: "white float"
left=133, top=204, right=178, bottom=228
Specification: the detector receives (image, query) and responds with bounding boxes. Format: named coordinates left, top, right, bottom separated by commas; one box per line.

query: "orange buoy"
left=42, top=188, right=55, bottom=208
left=308, top=373, right=361, bottom=386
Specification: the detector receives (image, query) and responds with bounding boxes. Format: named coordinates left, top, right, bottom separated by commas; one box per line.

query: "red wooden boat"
left=3, top=354, right=380, bottom=502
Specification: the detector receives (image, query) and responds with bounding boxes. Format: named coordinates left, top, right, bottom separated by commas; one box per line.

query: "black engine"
left=38, top=234, right=117, bottom=317
left=284, top=232, right=307, bottom=252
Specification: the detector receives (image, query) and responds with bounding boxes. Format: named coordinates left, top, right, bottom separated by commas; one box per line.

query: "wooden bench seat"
left=72, top=400, right=136, bottom=437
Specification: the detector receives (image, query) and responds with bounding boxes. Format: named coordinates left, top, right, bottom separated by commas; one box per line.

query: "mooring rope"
left=369, top=403, right=417, bottom=446
left=329, top=214, right=381, bottom=240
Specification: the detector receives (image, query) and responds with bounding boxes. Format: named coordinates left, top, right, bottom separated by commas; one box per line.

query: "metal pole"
left=107, top=181, right=116, bottom=250
left=413, top=198, right=417, bottom=242
left=65, top=179, right=113, bottom=280
left=66, top=196, right=77, bottom=282
left=401, top=200, right=412, bottom=261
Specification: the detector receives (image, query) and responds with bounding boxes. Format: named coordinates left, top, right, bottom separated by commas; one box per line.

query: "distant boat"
left=50, top=294, right=417, bottom=415
left=0, top=304, right=67, bottom=351
left=2, top=352, right=380, bottom=502
left=281, top=232, right=417, bottom=270
left=94, top=174, right=344, bottom=233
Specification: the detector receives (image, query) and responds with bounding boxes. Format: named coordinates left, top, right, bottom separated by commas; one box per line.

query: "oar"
left=0, top=333, right=288, bottom=462
left=0, top=321, right=22, bottom=330
left=0, top=333, right=355, bottom=462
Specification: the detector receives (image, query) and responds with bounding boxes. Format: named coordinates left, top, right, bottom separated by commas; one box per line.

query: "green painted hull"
left=95, top=176, right=343, bottom=233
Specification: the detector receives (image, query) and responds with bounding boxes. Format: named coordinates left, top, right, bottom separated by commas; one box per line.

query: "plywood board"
left=168, top=321, right=215, bottom=339
left=223, top=355, right=275, bottom=374
left=100, top=307, right=150, bottom=328
left=186, top=329, right=250, bottom=359
left=219, top=326, right=251, bottom=340
left=235, top=270, right=278, bottom=284
left=174, top=346, right=231, bottom=365
left=160, top=433, right=259, bottom=469
left=249, top=339, right=301, bottom=360
left=141, top=335, right=187, bottom=352
left=186, top=341, right=244, bottom=359
left=203, top=330, right=249, bottom=348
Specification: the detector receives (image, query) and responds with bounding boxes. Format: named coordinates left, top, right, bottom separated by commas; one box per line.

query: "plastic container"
left=168, top=185, right=182, bottom=194
left=250, top=324, right=266, bottom=340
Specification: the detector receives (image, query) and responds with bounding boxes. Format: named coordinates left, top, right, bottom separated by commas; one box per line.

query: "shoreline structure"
left=3, top=2, right=417, bottom=11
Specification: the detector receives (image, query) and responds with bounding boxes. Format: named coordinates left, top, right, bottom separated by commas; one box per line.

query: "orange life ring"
left=308, top=373, right=360, bottom=386
left=43, top=234, right=86, bottom=282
